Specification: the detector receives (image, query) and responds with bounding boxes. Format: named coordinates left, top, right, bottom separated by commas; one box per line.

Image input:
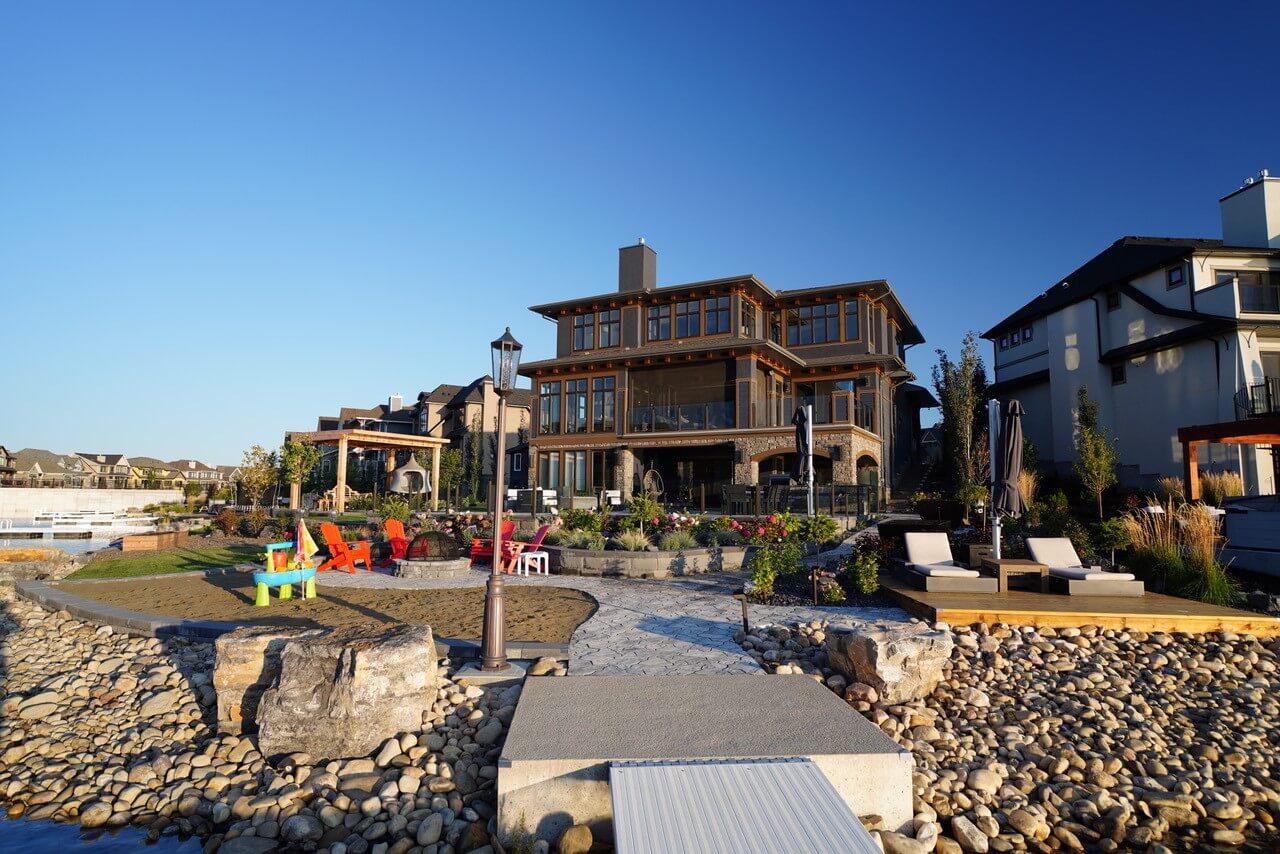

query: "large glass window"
left=538, top=382, right=561, bottom=434
left=769, top=311, right=781, bottom=344
left=598, top=309, right=620, bottom=347
left=786, top=304, right=840, bottom=345
left=592, top=376, right=615, bottom=431
left=1225, top=271, right=1280, bottom=313
left=538, top=451, right=560, bottom=490
left=647, top=305, right=671, bottom=340
left=564, top=379, right=588, bottom=433
left=740, top=301, right=757, bottom=337
left=844, top=300, right=859, bottom=340
left=565, top=451, right=588, bottom=494
left=572, top=314, right=594, bottom=350
left=675, top=300, right=700, bottom=338
left=704, top=296, right=731, bottom=334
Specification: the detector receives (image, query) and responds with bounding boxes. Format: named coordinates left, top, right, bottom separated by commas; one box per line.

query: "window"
left=538, top=382, right=561, bottom=434
left=1010, top=329, right=1020, bottom=345
left=564, top=379, right=587, bottom=433
left=1022, top=326, right=1033, bottom=343
left=1106, top=291, right=1120, bottom=311
left=565, top=451, right=588, bottom=493
left=769, top=311, right=782, bottom=344
left=1166, top=266, right=1184, bottom=289
left=740, top=301, right=757, bottom=337
left=999, top=336, right=1008, bottom=351
left=591, top=376, right=615, bottom=431
left=538, top=451, right=560, bottom=490
left=786, top=304, right=840, bottom=345
left=704, top=296, right=730, bottom=335
left=512, top=454, right=522, bottom=472
left=1231, top=271, right=1280, bottom=313
left=843, top=300, right=860, bottom=341
left=675, top=300, right=700, bottom=338
left=647, top=304, right=671, bottom=340
left=1111, top=363, right=1127, bottom=385
left=597, top=309, right=620, bottom=347
left=572, top=314, right=594, bottom=350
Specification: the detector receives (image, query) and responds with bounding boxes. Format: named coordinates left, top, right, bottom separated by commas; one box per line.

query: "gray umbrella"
left=790, top=406, right=810, bottom=484
left=992, top=400, right=1027, bottom=518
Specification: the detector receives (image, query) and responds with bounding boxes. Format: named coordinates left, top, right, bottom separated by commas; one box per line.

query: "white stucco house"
left=983, top=173, right=1280, bottom=495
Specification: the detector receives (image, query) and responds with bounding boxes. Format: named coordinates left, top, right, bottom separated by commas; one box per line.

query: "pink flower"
left=730, top=520, right=740, bottom=529
left=766, top=515, right=776, bottom=524
left=756, top=526, right=765, bottom=536
left=651, top=517, right=660, bottom=525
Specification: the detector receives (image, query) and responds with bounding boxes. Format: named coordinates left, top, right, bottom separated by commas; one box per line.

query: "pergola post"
left=385, top=451, right=398, bottom=492
left=289, top=481, right=301, bottom=510
left=1183, top=439, right=1200, bottom=502
left=336, top=436, right=349, bottom=514
left=430, top=447, right=441, bottom=512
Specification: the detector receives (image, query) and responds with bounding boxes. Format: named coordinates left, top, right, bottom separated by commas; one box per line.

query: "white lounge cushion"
left=904, top=532, right=956, bottom=567
left=911, top=563, right=980, bottom=578
left=1049, top=566, right=1136, bottom=582
left=1025, top=537, right=1082, bottom=569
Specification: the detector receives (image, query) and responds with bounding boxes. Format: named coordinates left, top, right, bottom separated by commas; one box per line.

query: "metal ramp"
left=609, top=757, right=880, bottom=854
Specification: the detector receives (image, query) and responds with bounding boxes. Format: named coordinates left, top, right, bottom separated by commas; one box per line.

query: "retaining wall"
left=0, top=487, right=182, bottom=519
left=548, top=545, right=748, bottom=579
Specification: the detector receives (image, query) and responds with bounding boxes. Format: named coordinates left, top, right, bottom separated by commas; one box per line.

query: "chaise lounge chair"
left=902, top=532, right=997, bottom=593
left=1025, top=537, right=1144, bottom=596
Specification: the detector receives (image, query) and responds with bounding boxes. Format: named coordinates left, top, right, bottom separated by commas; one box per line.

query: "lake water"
left=0, top=536, right=115, bottom=557
left=0, top=818, right=202, bottom=851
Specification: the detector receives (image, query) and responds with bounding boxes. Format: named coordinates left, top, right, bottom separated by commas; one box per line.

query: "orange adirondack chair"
left=469, top=520, right=516, bottom=567
left=317, top=522, right=374, bottom=573
left=500, top=524, right=551, bottom=574
left=380, top=519, right=410, bottom=567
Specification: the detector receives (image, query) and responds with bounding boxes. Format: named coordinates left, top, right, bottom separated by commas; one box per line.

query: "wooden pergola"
left=1178, top=415, right=1280, bottom=501
left=285, top=429, right=450, bottom=513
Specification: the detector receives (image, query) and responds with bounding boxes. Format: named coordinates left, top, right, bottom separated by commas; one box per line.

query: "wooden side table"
left=981, top=557, right=1049, bottom=593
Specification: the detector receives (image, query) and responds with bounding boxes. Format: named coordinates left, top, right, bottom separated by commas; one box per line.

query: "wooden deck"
left=882, top=576, right=1280, bottom=637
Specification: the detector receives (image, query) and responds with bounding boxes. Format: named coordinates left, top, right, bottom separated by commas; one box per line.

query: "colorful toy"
left=254, top=522, right=319, bottom=607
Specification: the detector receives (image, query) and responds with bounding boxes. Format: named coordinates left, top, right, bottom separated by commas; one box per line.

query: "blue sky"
left=1, top=2, right=1275, bottom=463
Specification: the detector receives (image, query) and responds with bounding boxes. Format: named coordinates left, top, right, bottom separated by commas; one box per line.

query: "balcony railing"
left=751, top=395, right=876, bottom=433
left=628, top=402, right=736, bottom=433
left=1235, top=377, right=1280, bottom=419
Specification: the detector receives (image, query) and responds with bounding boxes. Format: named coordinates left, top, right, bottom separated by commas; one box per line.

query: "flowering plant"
left=733, top=513, right=793, bottom=545
left=661, top=512, right=700, bottom=534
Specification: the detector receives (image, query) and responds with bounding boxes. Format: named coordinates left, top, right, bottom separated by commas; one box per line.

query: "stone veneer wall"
left=731, top=430, right=881, bottom=485
left=548, top=545, right=747, bottom=579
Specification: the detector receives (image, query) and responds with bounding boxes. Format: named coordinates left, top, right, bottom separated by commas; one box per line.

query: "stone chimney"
left=618, top=239, right=657, bottom=293
left=1220, top=172, right=1280, bottom=248
left=389, top=394, right=404, bottom=412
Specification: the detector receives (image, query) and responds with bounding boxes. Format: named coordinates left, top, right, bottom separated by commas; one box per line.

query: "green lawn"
left=67, top=544, right=266, bottom=580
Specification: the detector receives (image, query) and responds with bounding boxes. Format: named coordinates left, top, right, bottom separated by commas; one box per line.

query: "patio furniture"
left=515, top=551, right=549, bottom=576
left=501, top=523, right=551, bottom=574
left=902, top=532, right=997, bottom=593
left=316, top=522, right=374, bottom=573
left=380, top=519, right=410, bottom=567
left=468, top=520, right=517, bottom=567
left=981, top=557, right=1049, bottom=592
left=1024, top=537, right=1143, bottom=596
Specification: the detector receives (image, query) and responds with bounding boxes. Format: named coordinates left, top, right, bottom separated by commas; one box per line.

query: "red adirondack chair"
left=317, top=522, right=373, bottom=573
left=500, top=524, right=551, bottom=574
left=468, top=520, right=516, bottom=567
left=380, top=519, right=410, bottom=567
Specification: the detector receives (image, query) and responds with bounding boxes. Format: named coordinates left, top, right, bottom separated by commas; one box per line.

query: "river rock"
left=557, top=824, right=592, bottom=854
left=827, top=622, right=955, bottom=704
left=255, top=624, right=439, bottom=761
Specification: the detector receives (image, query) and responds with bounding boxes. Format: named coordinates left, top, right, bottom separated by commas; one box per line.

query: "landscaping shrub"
left=1180, top=504, right=1240, bottom=606
left=750, top=548, right=777, bottom=599
left=734, top=513, right=793, bottom=545
left=564, top=530, right=605, bottom=550
left=620, top=494, right=663, bottom=532
left=379, top=496, right=410, bottom=522
left=541, top=527, right=566, bottom=546
left=1091, top=518, right=1131, bottom=565
left=702, top=529, right=743, bottom=547
left=613, top=529, right=651, bottom=551
left=1016, top=469, right=1038, bottom=508
left=792, top=514, right=838, bottom=546
left=1199, top=470, right=1243, bottom=507
left=240, top=509, right=270, bottom=537
left=215, top=508, right=241, bottom=536
left=1157, top=476, right=1184, bottom=504
left=819, top=579, right=846, bottom=605
left=658, top=530, right=698, bottom=551
left=1032, top=491, right=1092, bottom=557
left=771, top=540, right=803, bottom=576
left=559, top=507, right=603, bottom=534
left=841, top=551, right=880, bottom=596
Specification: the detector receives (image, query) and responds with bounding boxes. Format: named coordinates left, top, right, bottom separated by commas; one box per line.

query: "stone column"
left=616, top=447, right=636, bottom=500
left=430, top=444, right=441, bottom=511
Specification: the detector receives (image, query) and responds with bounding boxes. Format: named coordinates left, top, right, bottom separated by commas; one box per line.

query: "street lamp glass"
left=490, top=327, right=523, bottom=393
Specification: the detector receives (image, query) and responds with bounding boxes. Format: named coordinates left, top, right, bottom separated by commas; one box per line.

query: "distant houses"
left=0, top=448, right=236, bottom=491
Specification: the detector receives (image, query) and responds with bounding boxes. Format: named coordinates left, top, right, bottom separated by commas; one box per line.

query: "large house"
left=516, top=241, right=931, bottom=506
left=984, top=173, right=1280, bottom=494
left=0, top=446, right=15, bottom=486
left=129, top=457, right=189, bottom=489
left=9, top=449, right=92, bottom=488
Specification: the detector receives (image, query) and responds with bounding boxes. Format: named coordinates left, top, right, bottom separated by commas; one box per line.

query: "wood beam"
left=336, top=436, right=349, bottom=514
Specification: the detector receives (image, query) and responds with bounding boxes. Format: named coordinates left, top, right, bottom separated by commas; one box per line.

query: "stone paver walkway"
left=319, top=567, right=911, bottom=676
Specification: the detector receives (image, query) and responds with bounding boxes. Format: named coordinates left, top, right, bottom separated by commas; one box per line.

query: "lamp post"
left=481, top=327, right=523, bottom=671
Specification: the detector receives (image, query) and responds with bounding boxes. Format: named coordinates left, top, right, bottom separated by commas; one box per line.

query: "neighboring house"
left=0, top=446, right=15, bottom=486
left=516, top=241, right=930, bottom=506
left=170, top=459, right=227, bottom=486
left=983, top=173, right=1280, bottom=495
left=10, top=448, right=91, bottom=488
left=129, top=457, right=189, bottom=490
left=74, top=453, right=134, bottom=489
left=919, top=426, right=942, bottom=466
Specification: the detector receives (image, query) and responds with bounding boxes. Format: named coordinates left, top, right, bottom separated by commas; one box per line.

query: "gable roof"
left=11, top=448, right=83, bottom=474
left=169, top=459, right=218, bottom=472
left=984, top=236, right=1280, bottom=338
left=76, top=453, right=127, bottom=467
left=129, top=456, right=183, bottom=473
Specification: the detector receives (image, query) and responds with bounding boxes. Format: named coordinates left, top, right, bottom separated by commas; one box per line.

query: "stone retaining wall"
left=547, top=545, right=747, bottom=579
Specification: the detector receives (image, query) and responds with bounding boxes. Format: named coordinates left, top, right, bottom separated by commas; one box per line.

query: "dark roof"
left=988, top=368, right=1051, bottom=398
left=1099, top=319, right=1236, bottom=365
left=316, top=416, right=340, bottom=430
left=897, top=382, right=941, bottom=408
left=420, top=384, right=466, bottom=404
left=76, top=453, right=126, bottom=466
left=984, top=237, right=1280, bottom=337
left=12, top=448, right=82, bottom=473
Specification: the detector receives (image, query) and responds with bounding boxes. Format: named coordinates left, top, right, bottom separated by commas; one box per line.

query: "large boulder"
left=827, top=623, right=954, bottom=704
left=214, top=626, right=324, bottom=734
left=255, top=624, right=439, bottom=761
left=0, top=547, right=79, bottom=584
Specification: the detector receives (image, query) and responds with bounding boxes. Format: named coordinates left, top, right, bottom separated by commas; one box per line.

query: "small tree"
left=239, top=445, right=279, bottom=509
left=279, top=441, right=321, bottom=492
left=465, top=413, right=484, bottom=497
left=932, top=332, right=988, bottom=503
left=1073, top=386, right=1117, bottom=520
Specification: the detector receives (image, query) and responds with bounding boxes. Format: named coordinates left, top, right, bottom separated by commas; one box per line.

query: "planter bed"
left=546, top=544, right=747, bottom=578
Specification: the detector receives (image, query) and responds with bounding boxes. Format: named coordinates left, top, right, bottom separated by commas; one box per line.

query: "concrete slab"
left=497, top=675, right=913, bottom=843
left=453, top=660, right=528, bottom=687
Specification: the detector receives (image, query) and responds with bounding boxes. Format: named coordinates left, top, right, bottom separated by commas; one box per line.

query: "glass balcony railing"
left=627, top=402, right=736, bottom=432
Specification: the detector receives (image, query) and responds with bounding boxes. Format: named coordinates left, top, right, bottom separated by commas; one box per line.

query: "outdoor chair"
left=468, top=520, right=517, bottom=567
left=316, top=522, right=374, bottom=574
left=1025, top=538, right=1143, bottom=596
left=503, top=524, right=552, bottom=575
left=379, top=519, right=410, bottom=567
left=902, top=532, right=997, bottom=593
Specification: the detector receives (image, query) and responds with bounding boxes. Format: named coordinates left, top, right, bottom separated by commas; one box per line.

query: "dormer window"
left=1166, top=266, right=1184, bottom=289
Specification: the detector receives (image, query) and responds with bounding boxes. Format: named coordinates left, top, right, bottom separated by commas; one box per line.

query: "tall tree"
left=932, top=332, right=988, bottom=503
left=1073, top=385, right=1117, bottom=520
left=465, top=413, right=484, bottom=497
left=239, top=445, right=278, bottom=509
left=279, top=441, right=321, bottom=491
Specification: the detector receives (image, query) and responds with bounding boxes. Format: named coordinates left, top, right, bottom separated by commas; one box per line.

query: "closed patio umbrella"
left=791, top=405, right=810, bottom=484
left=993, top=400, right=1027, bottom=519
